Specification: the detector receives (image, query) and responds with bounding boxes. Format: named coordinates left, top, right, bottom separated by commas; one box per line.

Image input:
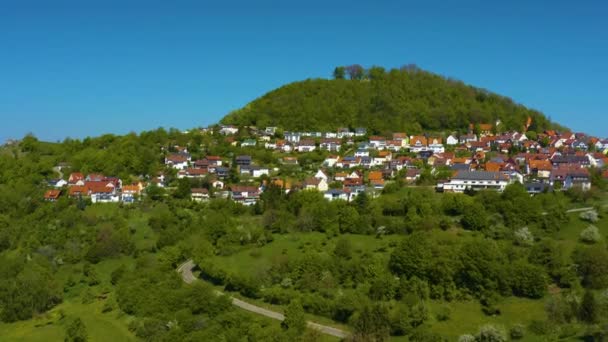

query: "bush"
left=477, top=324, right=507, bottom=342
left=579, top=210, right=599, bottom=223
left=514, top=227, right=534, bottom=246
left=458, top=334, right=476, bottom=342
left=580, top=225, right=601, bottom=244
left=509, top=324, right=525, bottom=339
left=435, top=306, right=451, bottom=321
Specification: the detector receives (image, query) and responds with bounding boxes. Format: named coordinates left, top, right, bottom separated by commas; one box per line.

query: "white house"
left=323, top=156, right=339, bottom=167
left=446, top=135, right=459, bottom=145
left=314, top=170, right=329, bottom=182
left=219, top=125, right=239, bottom=135
left=440, top=170, right=510, bottom=193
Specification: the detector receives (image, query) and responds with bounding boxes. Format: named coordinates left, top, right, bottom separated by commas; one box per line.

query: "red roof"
left=44, top=189, right=61, bottom=200
left=85, top=181, right=114, bottom=194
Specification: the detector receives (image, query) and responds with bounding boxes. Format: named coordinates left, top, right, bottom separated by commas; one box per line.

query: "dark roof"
left=451, top=163, right=471, bottom=171
left=453, top=171, right=509, bottom=181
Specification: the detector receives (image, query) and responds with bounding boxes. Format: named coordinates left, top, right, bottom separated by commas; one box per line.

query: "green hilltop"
left=222, top=65, right=563, bottom=134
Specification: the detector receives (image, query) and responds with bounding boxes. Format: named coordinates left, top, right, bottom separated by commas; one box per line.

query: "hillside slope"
left=222, top=67, right=562, bottom=134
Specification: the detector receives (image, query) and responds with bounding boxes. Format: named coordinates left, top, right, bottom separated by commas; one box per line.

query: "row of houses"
left=45, top=173, right=144, bottom=203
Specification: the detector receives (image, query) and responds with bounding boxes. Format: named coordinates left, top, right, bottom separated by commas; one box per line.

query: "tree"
left=580, top=290, right=599, bottom=324
left=389, top=233, right=432, bottom=279
left=333, top=66, right=346, bottom=79
left=173, top=178, right=191, bottom=199
left=460, top=202, right=488, bottom=230
left=282, top=299, right=306, bottom=335
left=573, top=246, right=608, bottom=289
left=65, top=317, right=88, bottom=342
left=351, top=303, right=391, bottom=342
left=345, top=64, right=364, bottom=80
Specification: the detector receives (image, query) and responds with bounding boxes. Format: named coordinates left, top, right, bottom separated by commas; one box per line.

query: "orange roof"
left=85, top=181, right=114, bottom=194
left=44, top=189, right=61, bottom=200
left=122, top=185, right=141, bottom=194
left=410, top=136, right=427, bottom=145
left=378, top=151, right=391, bottom=157
left=68, top=185, right=87, bottom=197
left=484, top=162, right=504, bottom=172
left=368, top=171, right=383, bottom=181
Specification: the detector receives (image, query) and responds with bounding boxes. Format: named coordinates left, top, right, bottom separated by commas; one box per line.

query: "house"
left=219, top=125, right=239, bottom=135
left=314, top=170, right=329, bottom=181
left=86, top=181, right=120, bottom=203
left=303, top=177, right=328, bottom=192
left=355, top=128, right=367, bottom=137
left=68, top=172, right=85, bottom=185
left=319, top=138, right=341, bottom=151
left=235, top=155, right=252, bottom=166
left=297, top=139, right=316, bottom=152
left=428, top=137, right=444, bottom=153
left=409, top=136, right=428, bottom=152
left=323, top=155, right=339, bottom=167
left=550, top=168, right=591, bottom=191
left=211, top=179, right=225, bottom=189
left=334, top=172, right=348, bottom=182
left=459, top=134, right=478, bottom=144
left=86, top=173, right=105, bottom=182
left=240, top=165, right=270, bottom=178
left=527, top=159, right=553, bottom=178
left=191, top=188, right=210, bottom=202
left=525, top=182, right=553, bottom=195
left=215, top=167, right=230, bottom=178
left=470, top=123, right=494, bottom=135
left=282, top=157, right=299, bottom=166
left=369, top=136, right=387, bottom=150
left=265, top=127, right=278, bottom=135
left=178, top=168, right=208, bottom=179
left=284, top=131, right=302, bottom=143
left=571, top=140, right=588, bottom=151
left=206, top=156, right=223, bottom=166
left=446, top=135, right=459, bottom=145
left=165, top=154, right=190, bottom=170
left=355, top=149, right=370, bottom=157
left=230, top=185, right=261, bottom=205
left=44, top=189, right=61, bottom=202
left=324, top=189, right=351, bottom=201
left=122, top=184, right=142, bottom=203
left=241, top=139, right=257, bottom=147
left=440, top=170, right=510, bottom=193
left=404, top=168, right=421, bottom=183
left=392, top=133, right=409, bottom=146
left=48, top=179, right=68, bottom=188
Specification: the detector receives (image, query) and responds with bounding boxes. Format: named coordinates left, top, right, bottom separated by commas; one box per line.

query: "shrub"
left=579, top=210, right=599, bottom=223
left=580, top=225, right=601, bottom=243
left=509, top=324, right=525, bottom=339
left=435, top=306, right=451, bottom=321
left=477, top=324, right=507, bottom=342
left=514, top=227, right=534, bottom=246
left=458, top=334, right=476, bottom=342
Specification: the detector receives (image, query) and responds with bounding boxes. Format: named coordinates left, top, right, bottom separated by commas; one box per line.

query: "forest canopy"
left=222, top=65, right=563, bottom=134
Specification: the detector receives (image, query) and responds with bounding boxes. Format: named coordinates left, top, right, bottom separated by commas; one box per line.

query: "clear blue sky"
left=1, top=0, right=607, bottom=142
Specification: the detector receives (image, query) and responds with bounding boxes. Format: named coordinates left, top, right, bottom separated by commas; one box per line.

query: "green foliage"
left=579, top=290, right=599, bottom=324
left=282, top=299, right=307, bottom=335
left=64, top=317, right=88, bottom=342
left=222, top=67, right=561, bottom=133
left=351, top=303, right=391, bottom=342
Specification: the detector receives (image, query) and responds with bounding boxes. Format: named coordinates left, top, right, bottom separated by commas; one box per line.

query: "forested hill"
left=221, top=65, right=564, bottom=134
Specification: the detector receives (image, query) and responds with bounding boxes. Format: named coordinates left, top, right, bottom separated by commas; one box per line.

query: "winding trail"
left=177, top=259, right=349, bottom=339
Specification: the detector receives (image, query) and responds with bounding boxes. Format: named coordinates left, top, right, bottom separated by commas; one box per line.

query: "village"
left=43, top=122, right=608, bottom=205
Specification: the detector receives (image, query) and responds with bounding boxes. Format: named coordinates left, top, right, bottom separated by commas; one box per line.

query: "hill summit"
left=222, top=65, right=562, bottom=134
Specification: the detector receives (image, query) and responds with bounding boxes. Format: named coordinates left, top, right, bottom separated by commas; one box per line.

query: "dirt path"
left=176, top=260, right=349, bottom=339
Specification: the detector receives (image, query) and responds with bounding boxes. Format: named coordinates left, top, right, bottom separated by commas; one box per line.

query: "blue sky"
left=1, top=0, right=607, bottom=142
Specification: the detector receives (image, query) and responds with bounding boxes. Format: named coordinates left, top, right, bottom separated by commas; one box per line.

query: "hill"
left=222, top=65, right=564, bottom=134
